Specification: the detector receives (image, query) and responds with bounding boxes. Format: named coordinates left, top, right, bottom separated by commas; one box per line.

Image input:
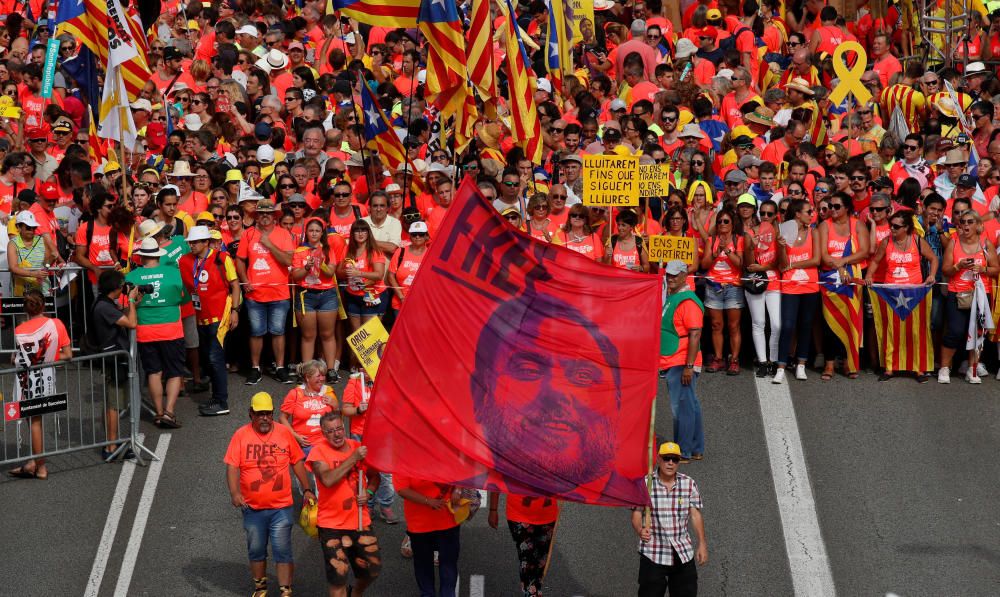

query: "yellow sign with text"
left=638, top=164, right=671, bottom=198
left=347, top=317, right=389, bottom=378
left=583, top=155, right=640, bottom=206
left=648, top=235, right=697, bottom=266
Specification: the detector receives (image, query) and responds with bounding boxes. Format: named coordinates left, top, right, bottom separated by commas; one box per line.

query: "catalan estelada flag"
left=55, top=0, right=151, bottom=102
left=418, top=0, right=471, bottom=122
left=331, top=0, right=421, bottom=27
left=466, top=0, right=496, bottom=103
left=499, top=0, right=543, bottom=164
left=359, top=79, right=425, bottom=194
left=544, top=0, right=574, bottom=93
left=819, top=240, right=862, bottom=373
left=869, top=285, right=933, bottom=374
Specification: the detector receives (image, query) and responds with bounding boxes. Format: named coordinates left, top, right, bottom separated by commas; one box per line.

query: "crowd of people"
left=2, top=0, right=995, bottom=594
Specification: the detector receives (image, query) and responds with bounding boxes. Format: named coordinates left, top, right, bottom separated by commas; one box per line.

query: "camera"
left=123, top=282, right=155, bottom=295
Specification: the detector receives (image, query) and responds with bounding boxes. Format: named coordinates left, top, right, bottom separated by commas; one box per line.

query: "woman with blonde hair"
left=687, top=179, right=716, bottom=256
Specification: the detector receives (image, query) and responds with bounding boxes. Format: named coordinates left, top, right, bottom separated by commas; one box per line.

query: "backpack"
left=719, top=26, right=764, bottom=55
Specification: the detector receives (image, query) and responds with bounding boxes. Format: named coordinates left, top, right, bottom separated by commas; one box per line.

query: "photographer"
left=91, top=270, right=138, bottom=460
left=125, top=237, right=189, bottom=429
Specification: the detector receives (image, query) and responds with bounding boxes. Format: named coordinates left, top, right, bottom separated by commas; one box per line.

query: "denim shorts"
left=703, top=282, right=745, bottom=310
left=297, top=287, right=340, bottom=313
left=246, top=298, right=291, bottom=336
left=343, top=290, right=390, bottom=317
left=242, top=506, right=295, bottom=563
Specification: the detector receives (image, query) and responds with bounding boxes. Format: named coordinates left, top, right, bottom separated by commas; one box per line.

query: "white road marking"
left=755, top=378, right=837, bottom=596
left=469, top=574, right=485, bottom=597
left=455, top=573, right=460, bottom=596
left=84, top=434, right=143, bottom=597
left=113, top=434, right=172, bottom=597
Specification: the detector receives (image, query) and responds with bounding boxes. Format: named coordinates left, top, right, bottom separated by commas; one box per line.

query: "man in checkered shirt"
left=630, top=441, right=708, bottom=596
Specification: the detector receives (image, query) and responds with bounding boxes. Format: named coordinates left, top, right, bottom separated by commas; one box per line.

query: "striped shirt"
left=880, top=84, right=926, bottom=133
left=638, top=472, right=703, bottom=565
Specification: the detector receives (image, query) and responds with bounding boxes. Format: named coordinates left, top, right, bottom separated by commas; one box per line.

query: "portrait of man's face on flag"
left=471, top=292, right=622, bottom=495
left=362, top=179, right=660, bottom=507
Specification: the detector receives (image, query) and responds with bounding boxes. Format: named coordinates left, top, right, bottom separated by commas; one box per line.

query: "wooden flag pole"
left=643, top=394, right=657, bottom=529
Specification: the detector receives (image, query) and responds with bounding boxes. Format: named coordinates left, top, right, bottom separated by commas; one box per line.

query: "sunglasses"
left=662, top=116, right=678, bottom=123
left=718, top=219, right=732, bottom=224
left=850, top=175, right=867, bottom=181
left=760, top=211, right=776, bottom=217
left=829, top=203, right=844, bottom=210
left=691, top=160, right=704, bottom=166
left=960, top=219, right=976, bottom=225
left=226, top=215, right=242, bottom=220
left=815, top=187, right=830, bottom=193
left=871, top=206, right=890, bottom=212
left=502, top=181, right=518, bottom=187
left=661, top=456, right=680, bottom=463
left=570, top=214, right=585, bottom=219
left=890, top=223, right=906, bottom=230
left=333, top=192, right=352, bottom=198
left=191, top=99, right=204, bottom=105
left=904, top=144, right=920, bottom=151
left=279, top=184, right=296, bottom=189
left=504, top=214, right=521, bottom=221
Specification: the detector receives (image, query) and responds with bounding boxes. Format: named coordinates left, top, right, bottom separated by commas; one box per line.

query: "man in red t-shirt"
left=306, top=413, right=383, bottom=597
left=224, top=392, right=311, bottom=597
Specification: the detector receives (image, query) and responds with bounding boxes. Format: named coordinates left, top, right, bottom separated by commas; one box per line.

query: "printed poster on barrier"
left=348, top=317, right=389, bottom=378
left=583, top=154, right=639, bottom=207
left=648, top=236, right=697, bottom=266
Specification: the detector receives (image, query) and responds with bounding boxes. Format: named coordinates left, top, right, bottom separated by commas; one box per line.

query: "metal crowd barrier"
left=0, top=264, right=91, bottom=355
left=0, top=331, right=155, bottom=469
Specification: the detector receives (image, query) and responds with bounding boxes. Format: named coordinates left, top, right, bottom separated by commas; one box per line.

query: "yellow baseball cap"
left=225, top=169, right=243, bottom=184
left=209, top=229, right=223, bottom=240
left=731, top=124, right=756, bottom=139
left=658, top=442, right=682, bottom=457
left=250, top=392, right=273, bottom=412
left=196, top=211, right=215, bottom=223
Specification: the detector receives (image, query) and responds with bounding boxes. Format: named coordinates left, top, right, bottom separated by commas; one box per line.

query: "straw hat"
left=785, top=77, right=815, bottom=95
left=744, top=106, right=776, bottom=127
left=166, top=161, right=196, bottom=178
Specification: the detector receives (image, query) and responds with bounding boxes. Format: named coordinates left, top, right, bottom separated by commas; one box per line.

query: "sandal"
left=7, top=465, right=37, bottom=479
left=820, top=372, right=833, bottom=381
left=878, top=371, right=894, bottom=382
left=153, top=414, right=164, bottom=427
left=160, top=412, right=182, bottom=429
left=847, top=371, right=860, bottom=380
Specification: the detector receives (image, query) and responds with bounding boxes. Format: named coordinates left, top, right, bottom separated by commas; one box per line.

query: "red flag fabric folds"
left=363, top=179, right=661, bottom=507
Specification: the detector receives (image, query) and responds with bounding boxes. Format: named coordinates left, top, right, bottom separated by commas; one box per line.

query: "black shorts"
left=317, top=527, right=381, bottom=587
left=137, top=339, right=186, bottom=379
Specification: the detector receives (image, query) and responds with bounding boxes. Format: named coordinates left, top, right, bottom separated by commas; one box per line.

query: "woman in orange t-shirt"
left=525, top=194, right=559, bottom=242
left=487, top=492, right=559, bottom=597
left=337, top=220, right=388, bottom=368
left=6, top=290, right=72, bottom=480
left=291, top=218, right=345, bottom=378
left=278, top=360, right=338, bottom=454
left=555, top=205, right=605, bottom=261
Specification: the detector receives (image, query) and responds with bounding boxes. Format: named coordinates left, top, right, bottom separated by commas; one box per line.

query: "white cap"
left=129, top=99, right=152, bottom=112
left=231, top=70, right=248, bottom=90
left=183, top=113, right=202, bottom=131
left=256, top=144, right=275, bottom=164
left=385, top=183, right=402, bottom=193
left=610, top=98, right=627, bottom=111
left=417, top=69, right=427, bottom=85
left=409, top=221, right=428, bottom=234
left=186, top=225, right=212, bottom=242
left=236, top=25, right=259, bottom=38
left=159, top=184, right=180, bottom=195
left=15, top=210, right=38, bottom=227
left=537, top=78, right=552, bottom=94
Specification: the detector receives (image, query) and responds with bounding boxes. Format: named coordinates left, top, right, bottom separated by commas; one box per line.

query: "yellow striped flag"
left=467, top=0, right=496, bottom=102
left=499, top=0, right=542, bottom=164
left=330, top=0, right=421, bottom=27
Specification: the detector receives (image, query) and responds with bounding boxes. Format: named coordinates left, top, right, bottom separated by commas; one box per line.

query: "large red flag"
left=363, top=179, right=661, bottom=507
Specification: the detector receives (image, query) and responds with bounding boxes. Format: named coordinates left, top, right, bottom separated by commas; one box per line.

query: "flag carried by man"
left=362, top=179, right=661, bottom=508
left=498, top=0, right=543, bottom=164
left=358, top=79, right=425, bottom=194
left=544, top=0, right=574, bottom=93
left=869, top=284, right=934, bottom=374
left=55, top=0, right=151, bottom=101
left=96, top=0, right=144, bottom=150
left=418, top=0, right=477, bottom=154
left=330, top=0, right=421, bottom=27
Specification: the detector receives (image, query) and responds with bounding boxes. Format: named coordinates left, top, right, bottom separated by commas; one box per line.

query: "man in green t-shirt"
left=125, top=237, right=189, bottom=429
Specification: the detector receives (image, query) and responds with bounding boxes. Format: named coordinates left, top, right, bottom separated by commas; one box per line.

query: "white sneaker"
left=977, top=362, right=988, bottom=377
left=795, top=364, right=807, bottom=380
left=994, top=368, right=1000, bottom=381
left=958, top=360, right=969, bottom=375
left=966, top=370, right=983, bottom=384
left=938, top=367, right=951, bottom=384
left=772, top=368, right=786, bottom=384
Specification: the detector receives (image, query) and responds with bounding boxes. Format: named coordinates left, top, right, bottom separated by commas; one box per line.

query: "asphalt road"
left=3, top=366, right=1000, bottom=596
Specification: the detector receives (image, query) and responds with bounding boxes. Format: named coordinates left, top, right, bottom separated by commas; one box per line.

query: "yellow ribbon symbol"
left=828, top=41, right=872, bottom=106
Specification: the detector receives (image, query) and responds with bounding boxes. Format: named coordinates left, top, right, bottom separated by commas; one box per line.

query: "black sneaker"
left=246, top=367, right=263, bottom=385
left=199, top=402, right=231, bottom=416
left=266, top=362, right=278, bottom=376
left=755, top=362, right=769, bottom=378
left=276, top=366, right=294, bottom=384
left=768, top=362, right=778, bottom=377
left=326, top=369, right=341, bottom=383
left=658, top=369, right=667, bottom=379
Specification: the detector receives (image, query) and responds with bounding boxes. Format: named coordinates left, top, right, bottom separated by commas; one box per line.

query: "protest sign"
left=648, top=236, right=697, bottom=266
left=347, top=317, right=389, bottom=378
left=583, top=155, right=639, bottom=206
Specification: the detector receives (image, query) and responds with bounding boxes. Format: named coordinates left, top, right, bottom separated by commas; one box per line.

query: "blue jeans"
left=367, top=472, right=395, bottom=509
left=665, top=366, right=704, bottom=459
left=778, top=292, right=819, bottom=366
left=198, top=322, right=227, bottom=406
left=246, top=298, right=291, bottom=337
left=242, top=506, right=294, bottom=563
left=409, top=525, right=460, bottom=597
